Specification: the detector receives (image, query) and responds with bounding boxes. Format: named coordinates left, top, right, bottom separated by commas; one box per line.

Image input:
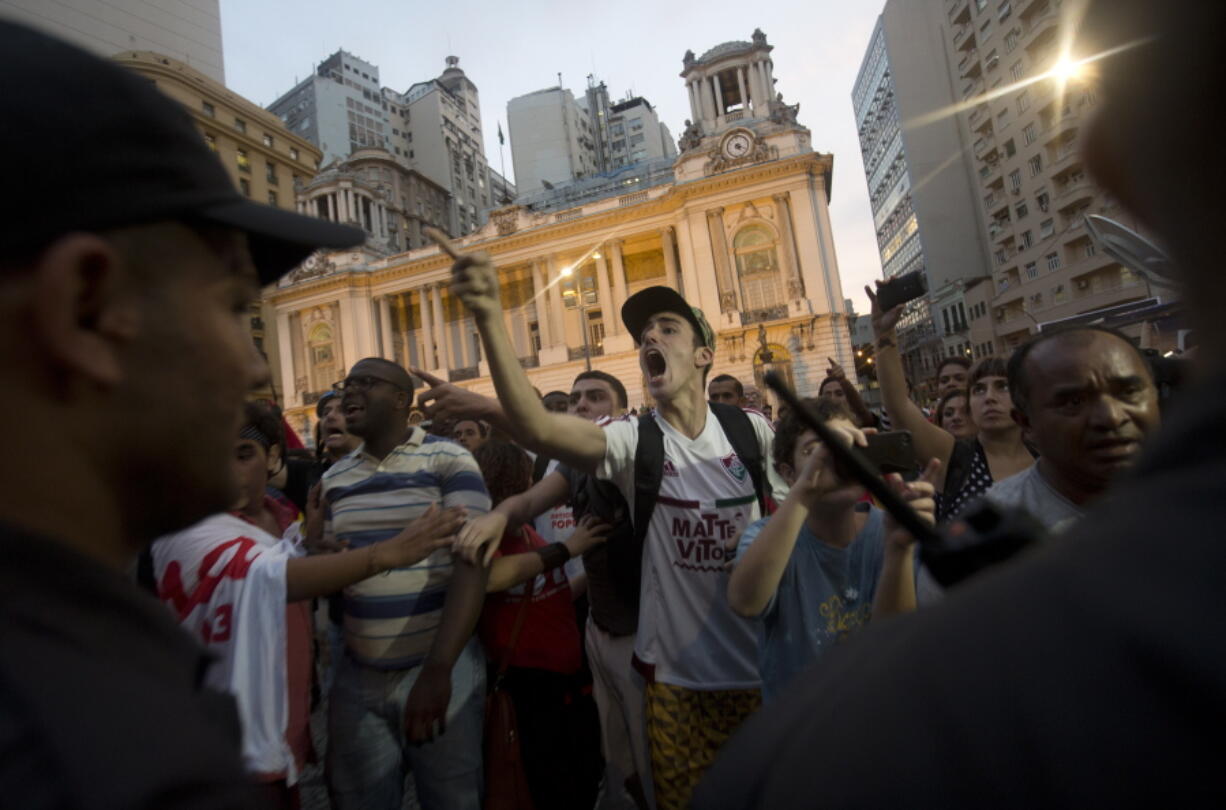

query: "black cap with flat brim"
left=621, top=286, right=715, bottom=349
left=0, top=20, right=364, bottom=285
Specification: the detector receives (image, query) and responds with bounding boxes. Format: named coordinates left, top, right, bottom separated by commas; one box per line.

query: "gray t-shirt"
left=983, top=464, right=1083, bottom=535
left=736, top=508, right=886, bottom=702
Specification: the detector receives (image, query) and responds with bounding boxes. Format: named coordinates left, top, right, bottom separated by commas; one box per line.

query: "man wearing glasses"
left=320, top=357, right=491, bottom=810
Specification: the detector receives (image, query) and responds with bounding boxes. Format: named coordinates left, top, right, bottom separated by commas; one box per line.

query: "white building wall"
left=0, top=0, right=225, bottom=83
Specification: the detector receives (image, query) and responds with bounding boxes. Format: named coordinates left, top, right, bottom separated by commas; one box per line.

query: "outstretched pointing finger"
left=411, top=367, right=446, bottom=388
left=424, top=226, right=461, bottom=259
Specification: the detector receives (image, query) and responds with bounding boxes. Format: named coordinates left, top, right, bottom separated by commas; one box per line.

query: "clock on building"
left=722, top=130, right=754, bottom=159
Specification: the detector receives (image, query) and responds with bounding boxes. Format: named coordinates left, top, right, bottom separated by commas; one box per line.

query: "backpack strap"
left=710, top=402, right=771, bottom=516
left=632, top=412, right=665, bottom=546
left=531, top=452, right=552, bottom=485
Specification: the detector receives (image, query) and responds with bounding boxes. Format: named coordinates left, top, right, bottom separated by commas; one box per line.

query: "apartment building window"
left=1009, top=169, right=1022, bottom=191
left=202, top=101, right=215, bottom=118
left=1004, top=138, right=1016, bottom=158
left=1010, top=61, right=1025, bottom=81
left=236, top=149, right=250, bottom=173
left=289, top=147, right=301, bottom=161
left=262, top=133, right=274, bottom=148
left=234, top=118, right=246, bottom=134
left=267, top=191, right=278, bottom=206
left=1084, top=241, right=1097, bottom=258
left=1025, top=261, right=1038, bottom=279
left=1028, top=154, right=1043, bottom=176
left=975, top=0, right=987, bottom=11
left=1023, top=122, right=1038, bottom=145
left=1005, top=29, right=1020, bottom=52
left=1046, top=252, right=1061, bottom=271
left=239, top=178, right=250, bottom=197
left=1017, top=90, right=1030, bottom=113
left=1036, top=191, right=1050, bottom=212
left=203, top=132, right=217, bottom=152
left=1040, top=218, right=1055, bottom=238
left=998, top=1, right=1011, bottom=21
left=1015, top=201, right=1029, bottom=219
left=1021, top=230, right=1034, bottom=249
left=265, top=161, right=277, bottom=184
left=1053, top=283, right=1068, bottom=304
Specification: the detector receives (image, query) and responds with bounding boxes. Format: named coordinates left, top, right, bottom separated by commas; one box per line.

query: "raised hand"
left=453, top=510, right=509, bottom=567
left=424, top=226, right=501, bottom=321
left=562, top=514, right=611, bottom=558
left=375, top=504, right=466, bottom=570
left=882, top=458, right=941, bottom=551
left=826, top=356, right=847, bottom=381
left=865, top=282, right=905, bottom=338
left=413, top=366, right=497, bottom=425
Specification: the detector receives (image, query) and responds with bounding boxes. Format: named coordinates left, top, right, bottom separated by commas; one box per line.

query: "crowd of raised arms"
left=4, top=4, right=1226, bottom=809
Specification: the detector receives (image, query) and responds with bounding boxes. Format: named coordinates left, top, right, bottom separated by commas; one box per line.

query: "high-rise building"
left=508, top=78, right=677, bottom=197
left=269, top=53, right=503, bottom=236
left=944, top=0, right=1150, bottom=352
left=0, top=0, right=225, bottom=83
left=852, top=2, right=993, bottom=386
left=115, top=50, right=324, bottom=408
left=267, top=30, right=855, bottom=436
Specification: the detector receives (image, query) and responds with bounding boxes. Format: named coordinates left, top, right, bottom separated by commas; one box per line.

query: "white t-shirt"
left=598, top=406, right=789, bottom=690
left=534, top=458, right=584, bottom=581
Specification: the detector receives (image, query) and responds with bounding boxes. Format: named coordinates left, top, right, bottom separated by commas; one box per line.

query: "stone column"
left=594, top=255, right=612, bottom=344
left=712, top=74, right=725, bottom=119
left=736, top=67, right=748, bottom=110
left=608, top=240, right=628, bottom=333
left=661, top=227, right=680, bottom=291
left=531, top=260, right=554, bottom=348
left=419, top=285, right=436, bottom=371
left=765, top=59, right=775, bottom=96
left=327, top=194, right=337, bottom=222
left=546, top=256, right=566, bottom=347
left=276, top=309, right=295, bottom=407
left=701, top=76, right=717, bottom=124
left=396, top=293, right=412, bottom=367
left=378, top=296, right=393, bottom=360
left=431, top=283, right=452, bottom=369
left=706, top=207, right=737, bottom=312
left=773, top=194, right=805, bottom=300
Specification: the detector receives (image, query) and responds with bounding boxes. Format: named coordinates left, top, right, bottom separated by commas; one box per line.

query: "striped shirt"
left=321, top=426, right=490, bottom=669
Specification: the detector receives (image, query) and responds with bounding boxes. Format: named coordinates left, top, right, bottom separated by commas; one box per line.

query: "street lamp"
left=561, top=264, right=594, bottom=371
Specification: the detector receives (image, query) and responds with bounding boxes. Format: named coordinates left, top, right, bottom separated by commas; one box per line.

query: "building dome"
left=698, top=41, right=754, bottom=64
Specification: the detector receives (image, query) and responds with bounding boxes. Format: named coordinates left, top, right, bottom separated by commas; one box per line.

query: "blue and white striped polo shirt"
left=321, top=426, right=490, bottom=669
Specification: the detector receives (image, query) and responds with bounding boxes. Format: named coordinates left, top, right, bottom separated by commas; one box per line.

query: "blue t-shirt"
left=735, top=508, right=886, bottom=702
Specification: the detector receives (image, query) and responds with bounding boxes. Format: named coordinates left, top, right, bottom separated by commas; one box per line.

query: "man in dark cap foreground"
left=0, top=20, right=362, bottom=808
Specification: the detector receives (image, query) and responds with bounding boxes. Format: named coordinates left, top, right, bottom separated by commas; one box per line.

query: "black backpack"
left=571, top=402, right=773, bottom=633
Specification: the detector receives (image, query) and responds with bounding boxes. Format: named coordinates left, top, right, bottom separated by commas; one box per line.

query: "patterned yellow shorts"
left=644, top=681, right=762, bottom=810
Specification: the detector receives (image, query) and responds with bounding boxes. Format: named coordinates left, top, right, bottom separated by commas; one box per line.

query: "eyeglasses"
left=332, top=375, right=404, bottom=393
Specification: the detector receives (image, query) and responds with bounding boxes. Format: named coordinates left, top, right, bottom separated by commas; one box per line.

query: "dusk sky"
left=221, top=0, right=887, bottom=311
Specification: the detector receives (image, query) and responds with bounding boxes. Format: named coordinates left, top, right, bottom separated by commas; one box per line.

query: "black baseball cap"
left=621, top=286, right=715, bottom=349
left=0, top=21, right=364, bottom=284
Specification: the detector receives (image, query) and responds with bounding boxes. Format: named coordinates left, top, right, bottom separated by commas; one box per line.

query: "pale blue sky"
left=221, top=0, right=884, bottom=311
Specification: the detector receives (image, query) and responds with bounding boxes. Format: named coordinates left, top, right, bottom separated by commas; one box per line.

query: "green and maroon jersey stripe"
left=657, top=493, right=756, bottom=510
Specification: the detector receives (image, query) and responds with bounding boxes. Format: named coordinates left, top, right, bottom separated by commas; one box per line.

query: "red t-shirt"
left=480, top=525, right=582, bottom=675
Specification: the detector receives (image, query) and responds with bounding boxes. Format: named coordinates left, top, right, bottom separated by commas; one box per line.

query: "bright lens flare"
left=560, top=265, right=574, bottom=277
left=1049, top=56, right=1085, bottom=83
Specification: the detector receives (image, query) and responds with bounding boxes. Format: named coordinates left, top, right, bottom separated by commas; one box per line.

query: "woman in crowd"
left=867, top=285, right=1034, bottom=522
left=934, top=389, right=975, bottom=440
left=473, top=440, right=606, bottom=810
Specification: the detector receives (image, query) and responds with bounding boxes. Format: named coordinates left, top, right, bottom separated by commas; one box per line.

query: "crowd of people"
left=3, top=3, right=1226, bottom=809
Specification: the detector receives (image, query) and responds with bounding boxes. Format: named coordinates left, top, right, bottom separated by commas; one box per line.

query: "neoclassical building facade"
left=269, top=32, right=856, bottom=438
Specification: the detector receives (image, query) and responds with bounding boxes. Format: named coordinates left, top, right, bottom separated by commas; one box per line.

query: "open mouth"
left=644, top=348, right=667, bottom=381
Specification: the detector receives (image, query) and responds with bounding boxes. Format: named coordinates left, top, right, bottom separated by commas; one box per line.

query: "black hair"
left=240, top=400, right=285, bottom=453
left=818, top=376, right=842, bottom=395
left=354, top=357, right=415, bottom=396
left=574, top=370, right=629, bottom=409
left=472, top=440, right=532, bottom=507
left=772, top=397, right=853, bottom=473
left=543, top=390, right=569, bottom=401
left=454, top=419, right=490, bottom=438
left=709, top=373, right=744, bottom=398
left=968, top=355, right=1009, bottom=389
left=934, top=355, right=971, bottom=384
left=1006, top=325, right=1151, bottom=416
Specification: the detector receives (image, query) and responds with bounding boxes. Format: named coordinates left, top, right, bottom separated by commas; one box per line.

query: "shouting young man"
left=437, top=233, right=787, bottom=809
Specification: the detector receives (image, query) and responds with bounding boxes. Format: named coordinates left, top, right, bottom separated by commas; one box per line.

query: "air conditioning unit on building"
left=995, top=307, right=1005, bottom=320
left=1076, top=279, right=1090, bottom=290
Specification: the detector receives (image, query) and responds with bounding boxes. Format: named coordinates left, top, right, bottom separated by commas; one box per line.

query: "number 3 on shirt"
left=202, top=603, right=234, bottom=643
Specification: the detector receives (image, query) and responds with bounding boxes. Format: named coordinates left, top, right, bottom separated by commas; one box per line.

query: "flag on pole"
left=497, top=122, right=505, bottom=146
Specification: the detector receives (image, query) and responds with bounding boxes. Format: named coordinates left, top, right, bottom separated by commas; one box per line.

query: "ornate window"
left=734, top=225, right=785, bottom=317
left=308, top=322, right=337, bottom=393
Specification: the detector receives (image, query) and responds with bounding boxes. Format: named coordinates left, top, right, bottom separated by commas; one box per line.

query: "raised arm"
left=870, top=461, right=938, bottom=620
left=453, top=470, right=571, bottom=566
left=429, top=227, right=606, bottom=472
left=866, top=284, right=955, bottom=484
left=825, top=357, right=878, bottom=429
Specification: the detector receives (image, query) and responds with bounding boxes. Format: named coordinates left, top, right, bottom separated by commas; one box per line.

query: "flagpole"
left=497, top=122, right=508, bottom=204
